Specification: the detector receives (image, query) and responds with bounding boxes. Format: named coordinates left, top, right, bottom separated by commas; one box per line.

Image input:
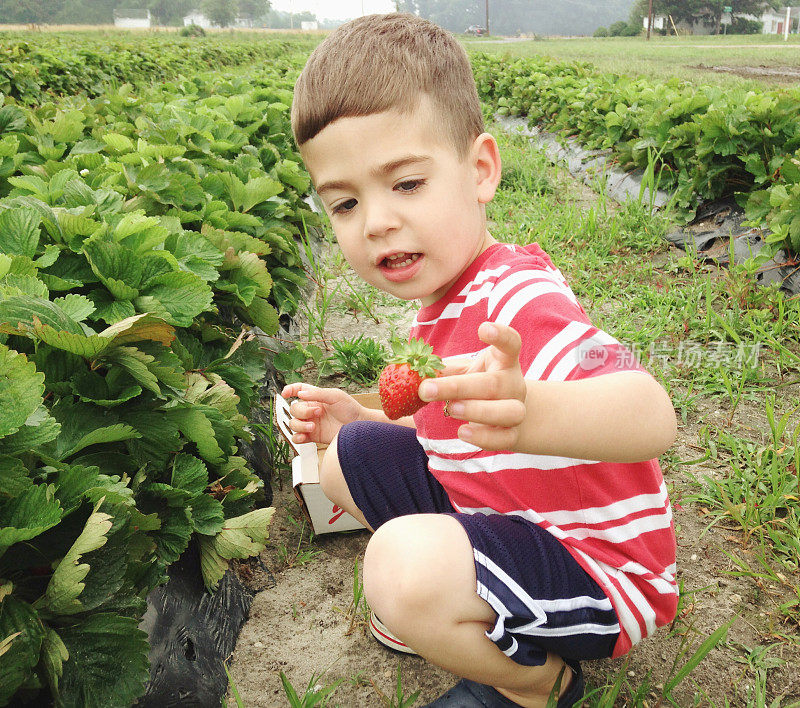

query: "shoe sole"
left=369, top=613, right=417, bottom=655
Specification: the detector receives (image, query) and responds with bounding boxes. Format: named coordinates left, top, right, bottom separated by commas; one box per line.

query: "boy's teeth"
left=385, top=253, right=420, bottom=269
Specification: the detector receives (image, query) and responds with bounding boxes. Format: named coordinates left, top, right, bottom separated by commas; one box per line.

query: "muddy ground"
left=227, top=170, right=800, bottom=707
left=693, top=62, right=800, bottom=82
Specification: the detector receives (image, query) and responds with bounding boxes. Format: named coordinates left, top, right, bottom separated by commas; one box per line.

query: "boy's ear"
left=470, top=132, right=502, bottom=204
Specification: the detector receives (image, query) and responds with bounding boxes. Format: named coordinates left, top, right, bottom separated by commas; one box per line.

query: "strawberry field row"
left=472, top=53, right=800, bottom=258
left=0, top=32, right=315, bottom=105
left=0, top=49, right=317, bottom=706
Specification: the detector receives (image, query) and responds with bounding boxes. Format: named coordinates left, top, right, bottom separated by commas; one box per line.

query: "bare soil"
left=227, top=175, right=800, bottom=707
left=693, top=62, right=800, bottom=82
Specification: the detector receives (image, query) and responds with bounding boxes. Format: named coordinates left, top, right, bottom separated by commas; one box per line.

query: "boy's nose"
left=362, top=198, right=401, bottom=239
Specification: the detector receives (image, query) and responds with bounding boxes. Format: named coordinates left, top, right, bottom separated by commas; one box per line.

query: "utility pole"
left=485, top=0, right=490, bottom=35
left=647, top=0, right=653, bottom=39
left=785, top=6, right=792, bottom=41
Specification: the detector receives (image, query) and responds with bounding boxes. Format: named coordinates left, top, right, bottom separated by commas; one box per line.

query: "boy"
left=282, top=13, right=678, bottom=707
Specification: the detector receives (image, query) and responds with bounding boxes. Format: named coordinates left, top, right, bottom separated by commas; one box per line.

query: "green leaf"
left=189, top=493, right=224, bottom=536
left=166, top=406, right=225, bottom=464
left=40, top=626, right=69, bottom=696
left=244, top=296, right=279, bottom=335
left=171, top=453, right=208, bottom=497
left=0, top=406, right=61, bottom=456
left=136, top=270, right=213, bottom=328
left=198, top=507, right=274, bottom=591
left=42, top=501, right=113, bottom=615
left=0, top=206, right=41, bottom=258
left=99, top=346, right=161, bottom=395
left=0, top=343, right=45, bottom=439
left=0, top=483, right=63, bottom=552
left=0, top=456, right=32, bottom=497
left=57, top=613, right=149, bottom=708
left=242, top=175, right=283, bottom=212
left=83, top=240, right=141, bottom=300
left=101, top=133, right=135, bottom=154
left=0, top=295, right=85, bottom=336
left=0, top=596, right=45, bottom=704
left=52, top=294, right=96, bottom=323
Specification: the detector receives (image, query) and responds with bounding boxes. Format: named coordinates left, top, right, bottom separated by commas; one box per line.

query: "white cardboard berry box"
left=273, top=392, right=375, bottom=535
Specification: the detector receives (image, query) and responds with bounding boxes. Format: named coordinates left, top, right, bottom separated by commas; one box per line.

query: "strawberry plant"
left=471, top=52, right=800, bottom=259
left=0, top=45, right=319, bottom=707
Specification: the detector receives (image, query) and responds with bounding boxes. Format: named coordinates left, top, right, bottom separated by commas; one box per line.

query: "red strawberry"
left=379, top=338, right=444, bottom=420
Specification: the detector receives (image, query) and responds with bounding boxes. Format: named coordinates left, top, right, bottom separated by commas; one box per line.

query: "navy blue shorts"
left=337, top=420, right=621, bottom=667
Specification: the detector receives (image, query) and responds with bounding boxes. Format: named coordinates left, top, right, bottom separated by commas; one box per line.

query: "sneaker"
left=421, top=659, right=584, bottom=707
left=369, top=610, right=417, bottom=655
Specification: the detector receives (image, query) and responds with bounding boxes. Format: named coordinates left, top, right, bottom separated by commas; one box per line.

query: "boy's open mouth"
left=379, top=252, right=422, bottom=269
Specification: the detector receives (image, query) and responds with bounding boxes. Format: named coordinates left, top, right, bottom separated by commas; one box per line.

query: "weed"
left=224, top=662, right=245, bottom=708
left=279, top=670, right=342, bottom=707
left=369, top=665, right=421, bottom=708
left=251, top=399, right=293, bottom=486
left=345, top=557, right=370, bottom=635
left=277, top=515, right=321, bottom=569
left=328, top=335, right=388, bottom=385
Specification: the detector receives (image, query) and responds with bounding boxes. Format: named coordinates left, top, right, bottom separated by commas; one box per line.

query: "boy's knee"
left=364, top=515, right=464, bottom=623
left=318, top=433, right=344, bottom=503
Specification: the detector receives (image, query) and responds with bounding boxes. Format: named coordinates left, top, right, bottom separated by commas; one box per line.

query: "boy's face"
left=299, top=95, right=499, bottom=306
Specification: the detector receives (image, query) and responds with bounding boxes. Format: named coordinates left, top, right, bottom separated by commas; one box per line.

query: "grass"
left=471, top=34, right=800, bottom=90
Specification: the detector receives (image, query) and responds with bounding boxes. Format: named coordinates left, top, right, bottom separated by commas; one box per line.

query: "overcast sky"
left=270, top=0, right=397, bottom=22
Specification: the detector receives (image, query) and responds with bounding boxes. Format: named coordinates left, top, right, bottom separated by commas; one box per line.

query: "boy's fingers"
left=295, top=384, right=340, bottom=404
left=419, top=371, right=524, bottom=403
left=288, top=417, right=315, bottom=434
left=478, top=321, right=522, bottom=369
left=446, top=399, right=526, bottom=428
left=458, top=423, right=518, bottom=452
left=289, top=400, right=321, bottom=420
left=438, top=358, right=473, bottom=377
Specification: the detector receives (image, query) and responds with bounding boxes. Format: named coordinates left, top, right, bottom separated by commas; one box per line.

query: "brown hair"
left=291, top=13, right=484, bottom=157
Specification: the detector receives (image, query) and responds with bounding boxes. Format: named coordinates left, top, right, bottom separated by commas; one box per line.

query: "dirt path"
left=227, top=172, right=800, bottom=706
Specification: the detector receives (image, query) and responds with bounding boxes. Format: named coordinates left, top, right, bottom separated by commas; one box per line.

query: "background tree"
left=0, top=0, right=64, bottom=23
left=202, top=0, right=237, bottom=26
left=238, top=0, right=271, bottom=21
left=146, top=0, right=194, bottom=25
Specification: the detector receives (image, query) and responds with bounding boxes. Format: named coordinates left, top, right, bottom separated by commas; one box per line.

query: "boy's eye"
left=396, top=179, right=425, bottom=193
left=332, top=198, right=357, bottom=215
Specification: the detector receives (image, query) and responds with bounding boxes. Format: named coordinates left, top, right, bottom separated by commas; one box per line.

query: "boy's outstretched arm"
left=418, top=322, right=678, bottom=463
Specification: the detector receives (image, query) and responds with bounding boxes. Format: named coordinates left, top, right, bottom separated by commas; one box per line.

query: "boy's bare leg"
left=318, top=443, right=572, bottom=707
left=364, top=514, right=572, bottom=708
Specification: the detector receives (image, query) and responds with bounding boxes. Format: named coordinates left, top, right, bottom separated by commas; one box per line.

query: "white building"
left=183, top=10, right=212, bottom=28
left=760, top=6, right=800, bottom=33
left=300, top=21, right=319, bottom=30
left=113, top=8, right=152, bottom=28
left=642, top=15, right=666, bottom=31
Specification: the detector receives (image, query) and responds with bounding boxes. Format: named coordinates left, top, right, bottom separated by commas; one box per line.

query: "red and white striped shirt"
left=411, top=242, right=678, bottom=657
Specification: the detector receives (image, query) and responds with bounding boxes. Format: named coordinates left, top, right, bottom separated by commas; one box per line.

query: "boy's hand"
left=281, top=383, right=365, bottom=446
left=417, top=322, right=527, bottom=451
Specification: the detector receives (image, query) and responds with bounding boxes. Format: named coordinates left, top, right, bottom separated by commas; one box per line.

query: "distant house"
left=647, top=13, right=714, bottom=34
left=183, top=10, right=212, bottom=28
left=760, top=6, right=800, bottom=34
left=113, top=8, right=152, bottom=28
left=300, top=21, right=319, bottom=31
left=642, top=15, right=666, bottom=31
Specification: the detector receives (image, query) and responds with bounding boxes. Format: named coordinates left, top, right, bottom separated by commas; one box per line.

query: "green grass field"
left=468, top=33, right=800, bottom=90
